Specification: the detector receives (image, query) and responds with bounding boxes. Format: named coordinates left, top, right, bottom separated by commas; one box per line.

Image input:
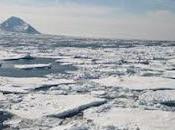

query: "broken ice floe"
left=8, top=94, right=106, bottom=119
left=3, top=53, right=33, bottom=61
left=0, top=77, right=75, bottom=93
left=163, top=71, right=175, bottom=79
left=139, top=90, right=175, bottom=107
left=92, top=76, right=175, bottom=90
left=51, top=124, right=90, bottom=130
left=0, top=92, right=6, bottom=100
left=50, top=125, right=73, bottom=130
left=14, top=63, right=52, bottom=70
left=85, top=108, right=175, bottom=130
left=0, top=86, right=28, bottom=94
left=0, top=50, right=32, bottom=61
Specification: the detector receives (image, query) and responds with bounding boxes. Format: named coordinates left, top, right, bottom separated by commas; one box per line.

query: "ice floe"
left=0, top=92, right=6, bottom=100
left=3, top=53, right=33, bottom=61
left=51, top=125, right=73, bottom=130
left=9, top=94, right=106, bottom=119
left=163, top=71, right=175, bottom=79
left=14, top=63, right=52, bottom=70
left=0, top=50, right=22, bottom=60
left=0, top=77, right=75, bottom=93
left=0, top=85, right=28, bottom=94
left=85, top=108, right=175, bottom=130
left=92, top=76, right=175, bottom=90
left=139, top=90, right=175, bottom=106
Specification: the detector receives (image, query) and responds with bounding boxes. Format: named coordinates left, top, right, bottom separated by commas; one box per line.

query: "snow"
left=139, top=90, right=175, bottom=105
left=56, top=57, right=92, bottom=65
left=85, top=108, right=175, bottom=130
left=9, top=94, right=106, bottom=119
left=0, top=50, right=30, bottom=60
left=91, top=90, right=106, bottom=96
left=167, top=59, right=175, bottom=66
left=14, top=63, right=51, bottom=69
left=50, top=124, right=89, bottom=130
left=0, top=16, right=40, bottom=34
left=0, top=92, right=6, bottom=100
left=0, top=85, right=28, bottom=94
left=2, top=53, right=33, bottom=61
left=92, top=76, right=175, bottom=90
left=163, top=71, right=175, bottom=79
left=51, top=125, right=73, bottom=130
left=0, top=76, right=75, bottom=93
left=0, top=31, right=175, bottom=129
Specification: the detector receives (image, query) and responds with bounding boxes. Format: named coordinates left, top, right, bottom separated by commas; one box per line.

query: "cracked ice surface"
left=8, top=94, right=106, bottom=119
left=14, top=63, right=52, bottom=69
left=84, top=108, right=175, bottom=130
left=139, top=90, right=175, bottom=106
left=0, top=76, right=75, bottom=93
left=92, top=76, right=175, bottom=90
left=0, top=92, right=6, bottom=101
left=1, top=32, right=175, bottom=129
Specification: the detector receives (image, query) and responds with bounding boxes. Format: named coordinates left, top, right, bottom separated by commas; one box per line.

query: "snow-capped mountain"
left=0, top=16, right=40, bottom=34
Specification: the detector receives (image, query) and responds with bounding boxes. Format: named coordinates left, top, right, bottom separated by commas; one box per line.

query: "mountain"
left=0, top=16, right=40, bottom=34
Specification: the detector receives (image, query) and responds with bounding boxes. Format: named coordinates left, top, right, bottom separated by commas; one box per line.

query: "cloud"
left=0, top=2, right=175, bottom=40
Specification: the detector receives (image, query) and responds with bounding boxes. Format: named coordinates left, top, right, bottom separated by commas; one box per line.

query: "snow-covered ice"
left=92, top=76, right=175, bottom=90
left=9, top=94, right=106, bottom=119
left=0, top=76, right=75, bottom=93
left=163, top=71, right=175, bottom=79
left=0, top=31, right=175, bottom=129
left=14, top=63, right=51, bottom=70
left=139, top=90, right=175, bottom=106
left=85, top=108, right=175, bottom=130
left=0, top=92, right=6, bottom=100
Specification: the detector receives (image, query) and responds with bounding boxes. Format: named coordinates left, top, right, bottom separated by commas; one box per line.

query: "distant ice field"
left=1, top=31, right=175, bottom=130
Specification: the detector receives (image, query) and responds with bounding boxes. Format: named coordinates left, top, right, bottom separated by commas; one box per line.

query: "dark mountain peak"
left=0, top=16, right=40, bottom=34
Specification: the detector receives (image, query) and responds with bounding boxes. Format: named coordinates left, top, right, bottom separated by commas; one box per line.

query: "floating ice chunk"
left=0, top=77, right=75, bottom=93
left=139, top=90, right=175, bottom=106
left=0, top=50, right=20, bottom=60
left=56, top=57, right=92, bottom=65
left=3, top=53, right=33, bottom=61
left=51, top=124, right=72, bottom=130
left=167, top=59, right=175, bottom=66
left=0, top=85, right=28, bottom=94
left=85, top=108, right=175, bottom=130
left=14, top=63, right=51, bottom=70
left=91, top=90, right=106, bottom=96
left=9, top=94, right=106, bottom=119
left=51, top=124, right=89, bottom=130
left=0, top=92, right=6, bottom=100
left=163, top=71, right=175, bottom=79
left=92, top=76, right=175, bottom=90
left=0, top=110, right=13, bottom=129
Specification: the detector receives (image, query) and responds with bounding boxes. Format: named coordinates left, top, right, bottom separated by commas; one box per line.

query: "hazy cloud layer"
left=0, top=0, right=175, bottom=40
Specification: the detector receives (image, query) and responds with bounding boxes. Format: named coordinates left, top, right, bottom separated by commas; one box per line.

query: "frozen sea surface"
left=0, top=31, right=175, bottom=130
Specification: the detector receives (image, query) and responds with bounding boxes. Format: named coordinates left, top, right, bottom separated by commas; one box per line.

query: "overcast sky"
left=0, top=0, right=175, bottom=40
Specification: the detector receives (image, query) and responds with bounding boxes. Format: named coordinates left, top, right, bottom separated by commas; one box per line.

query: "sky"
left=0, top=0, right=175, bottom=40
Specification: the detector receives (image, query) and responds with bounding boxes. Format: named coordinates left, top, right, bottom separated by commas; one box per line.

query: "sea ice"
left=0, top=92, right=6, bottom=100
left=85, top=108, right=175, bottom=130
left=9, top=94, right=106, bottom=119
left=14, top=63, right=51, bottom=70
left=0, top=76, right=75, bottom=93
left=92, top=76, right=175, bottom=90
left=163, top=71, right=175, bottom=79
left=139, top=90, right=175, bottom=105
